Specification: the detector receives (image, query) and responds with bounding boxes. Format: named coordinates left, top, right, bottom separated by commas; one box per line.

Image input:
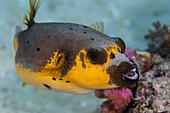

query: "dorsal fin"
left=23, top=0, right=40, bottom=28
left=89, top=21, right=104, bottom=33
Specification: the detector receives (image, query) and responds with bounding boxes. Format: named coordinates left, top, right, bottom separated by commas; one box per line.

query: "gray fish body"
left=16, top=23, right=117, bottom=72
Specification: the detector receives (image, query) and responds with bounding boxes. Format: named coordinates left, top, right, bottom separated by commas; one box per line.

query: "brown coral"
left=145, top=21, right=170, bottom=58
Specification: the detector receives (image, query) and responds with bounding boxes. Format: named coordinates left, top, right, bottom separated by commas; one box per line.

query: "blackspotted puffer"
left=14, top=0, right=139, bottom=94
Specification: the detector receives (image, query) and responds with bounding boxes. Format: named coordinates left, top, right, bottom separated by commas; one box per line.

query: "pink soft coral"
left=124, top=48, right=137, bottom=62
left=124, top=48, right=152, bottom=71
left=96, top=88, right=133, bottom=113
left=103, top=88, right=133, bottom=111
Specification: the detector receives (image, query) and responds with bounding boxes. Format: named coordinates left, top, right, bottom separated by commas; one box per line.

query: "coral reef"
left=127, top=76, right=170, bottom=113
left=124, top=48, right=137, bottom=62
left=126, top=22, right=170, bottom=112
left=128, top=76, right=169, bottom=113
left=145, top=21, right=170, bottom=58
left=125, top=48, right=152, bottom=73
left=95, top=88, right=133, bottom=113
left=127, top=50, right=170, bottom=112
left=134, top=51, right=152, bottom=72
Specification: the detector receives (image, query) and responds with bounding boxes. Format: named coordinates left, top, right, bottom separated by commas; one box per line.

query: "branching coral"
left=145, top=21, right=170, bottom=58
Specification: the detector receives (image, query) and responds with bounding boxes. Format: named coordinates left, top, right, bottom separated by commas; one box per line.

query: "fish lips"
left=107, top=61, right=139, bottom=87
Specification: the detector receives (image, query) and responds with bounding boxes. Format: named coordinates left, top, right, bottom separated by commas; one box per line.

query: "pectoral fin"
left=22, top=82, right=27, bottom=87
left=36, top=52, right=68, bottom=78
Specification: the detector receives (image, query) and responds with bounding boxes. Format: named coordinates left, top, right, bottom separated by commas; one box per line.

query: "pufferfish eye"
left=87, top=48, right=107, bottom=64
left=89, top=52, right=98, bottom=61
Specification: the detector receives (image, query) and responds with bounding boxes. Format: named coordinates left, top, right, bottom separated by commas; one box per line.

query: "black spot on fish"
left=47, top=35, right=50, bottom=38
left=83, top=26, right=87, bottom=28
left=37, top=48, right=40, bottom=51
left=76, top=24, right=78, bottom=26
left=91, top=38, right=94, bottom=41
left=59, top=78, right=63, bottom=80
left=24, top=41, right=29, bottom=44
left=83, top=32, right=87, bottom=34
left=26, top=41, right=29, bottom=44
left=70, top=28, right=73, bottom=30
left=110, top=53, right=115, bottom=59
left=80, top=52, right=86, bottom=68
left=43, top=84, right=51, bottom=90
left=52, top=77, right=56, bottom=80
left=66, top=81, right=70, bottom=83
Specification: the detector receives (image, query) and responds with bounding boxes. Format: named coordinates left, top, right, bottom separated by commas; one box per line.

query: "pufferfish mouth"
left=106, top=61, right=139, bottom=87
left=123, top=67, right=139, bottom=80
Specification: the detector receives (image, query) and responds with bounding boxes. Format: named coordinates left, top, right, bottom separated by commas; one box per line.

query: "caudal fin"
left=23, top=0, right=40, bottom=28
